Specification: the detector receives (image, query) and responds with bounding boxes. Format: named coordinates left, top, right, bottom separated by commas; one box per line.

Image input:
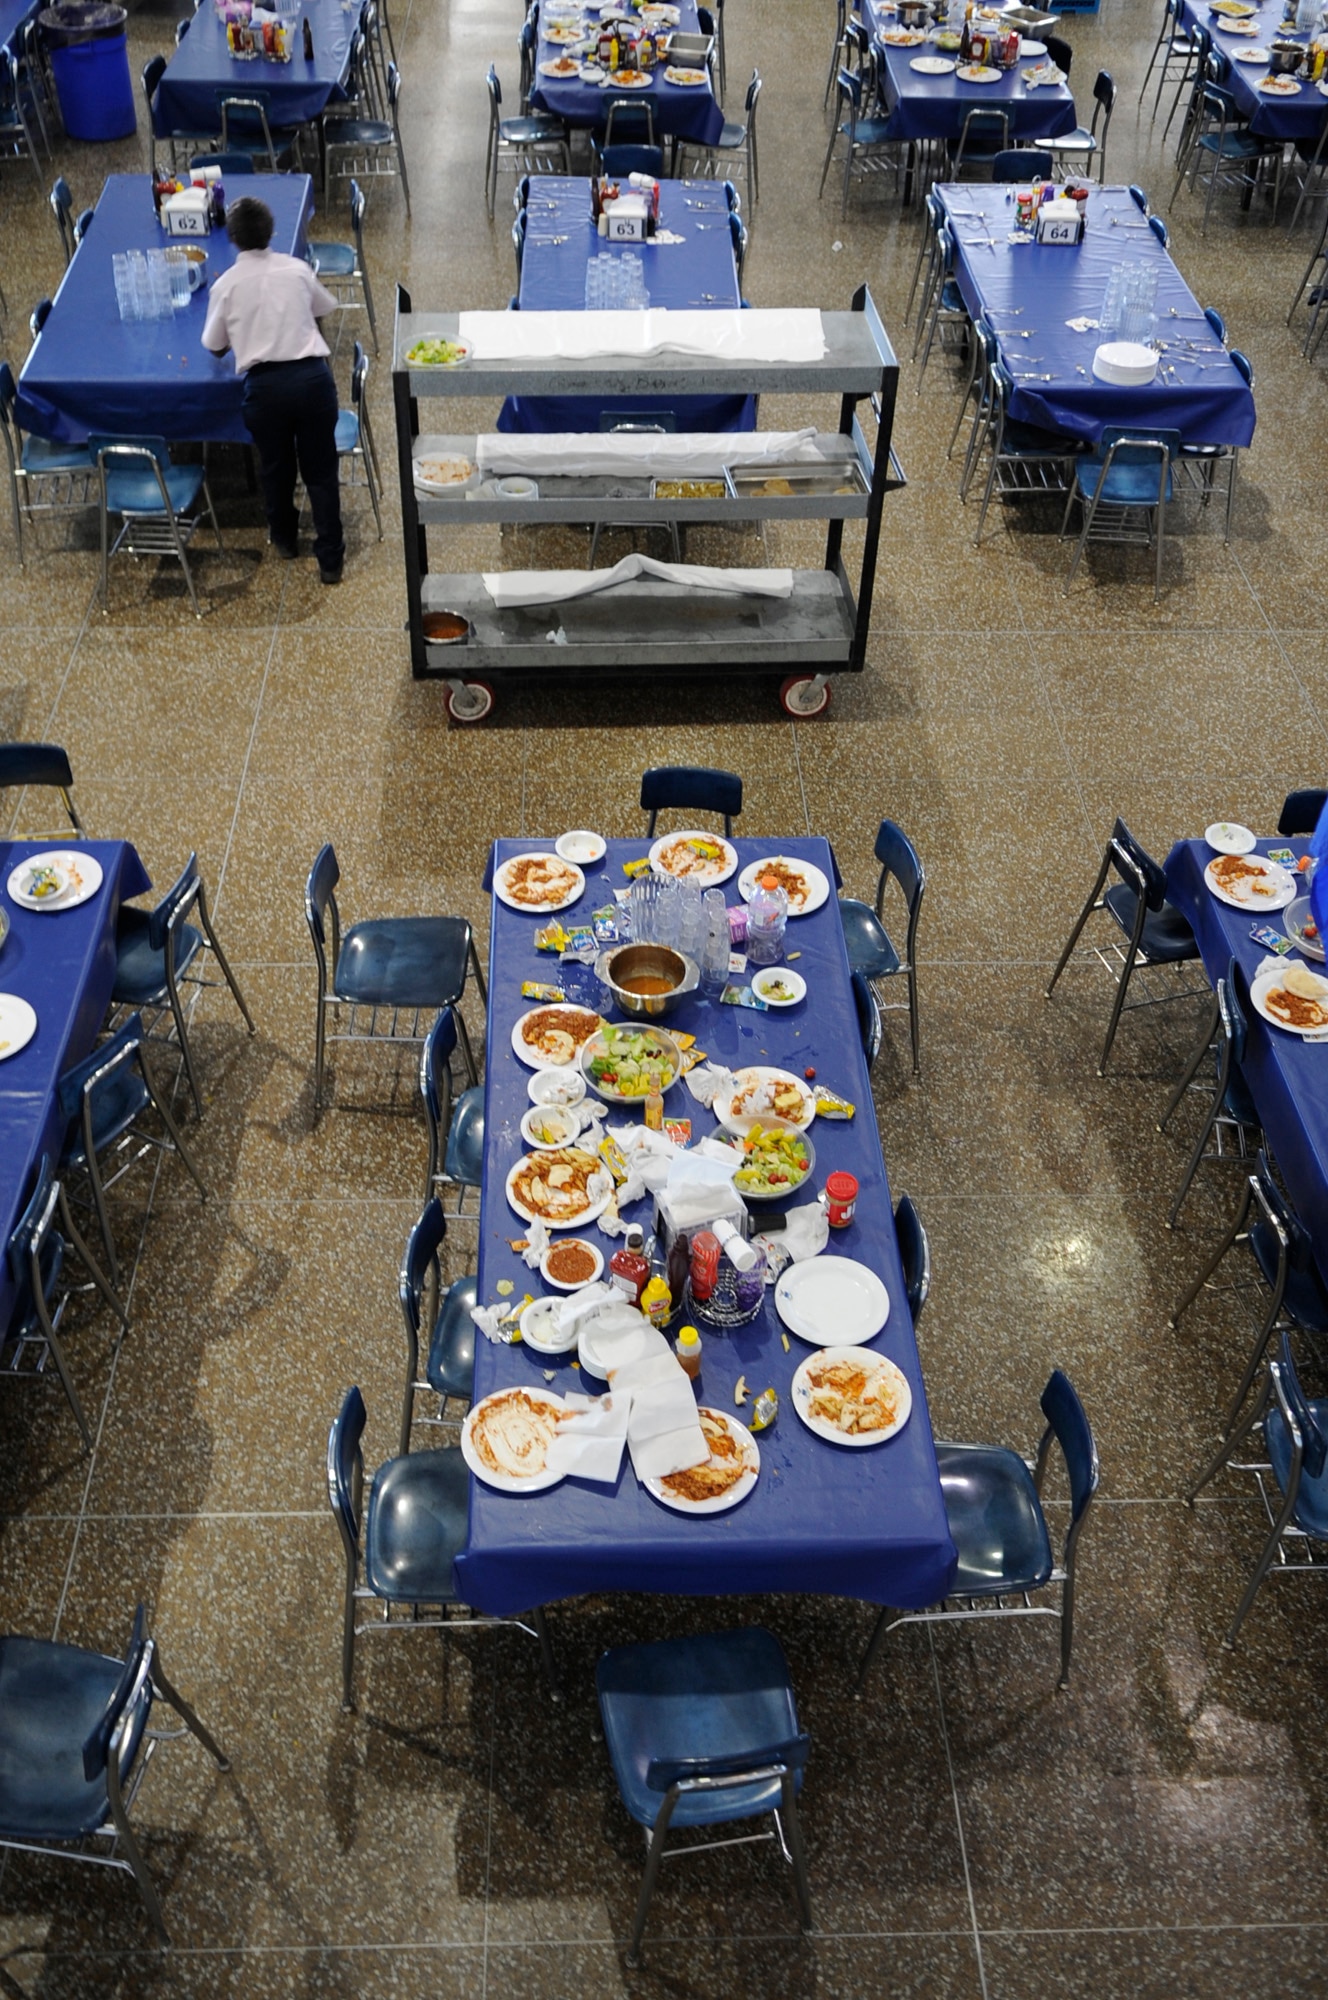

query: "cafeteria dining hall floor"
left=6, top=0, right=1328, bottom=1987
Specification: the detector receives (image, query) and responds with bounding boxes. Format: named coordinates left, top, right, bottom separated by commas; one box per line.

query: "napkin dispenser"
left=604, top=192, right=649, bottom=241
left=652, top=1175, right=748, bottom=1267
left=162, top=188, right=212, bottom=238
left=1035, top=197, right=1083, bottom=246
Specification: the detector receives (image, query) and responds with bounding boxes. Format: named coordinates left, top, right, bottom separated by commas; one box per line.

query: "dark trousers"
left=241, top=356, right=344, bottom=571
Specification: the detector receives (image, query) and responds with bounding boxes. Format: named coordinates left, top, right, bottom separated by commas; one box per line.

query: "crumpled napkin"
left=514, top=1218, right=550, bottom=1269
left=547, top=1391, right=627, bottom=1484
left=554, top=1280, right=617, bottom=1340
left=684, top=1061, right=733, bottom=1108
left=752, top=1199, right=830, bottom=1281
left=653, top=228, right=685, bottom=244
left=471, top=1300, right=522, bottom=1344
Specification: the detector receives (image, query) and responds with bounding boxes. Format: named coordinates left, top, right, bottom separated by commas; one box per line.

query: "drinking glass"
left=630, top=875, right=662, bottom=943
left=165, top=247, right=191, bottom=310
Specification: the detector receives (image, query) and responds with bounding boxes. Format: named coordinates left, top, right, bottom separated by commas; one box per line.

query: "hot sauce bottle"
left=609, top=1223, right=649, bottom=1307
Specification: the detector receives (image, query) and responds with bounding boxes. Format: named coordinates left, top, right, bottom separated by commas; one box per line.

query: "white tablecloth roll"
left=455, top=307, right=827, bottom=364
left=482, top=552, right=794, bottom=608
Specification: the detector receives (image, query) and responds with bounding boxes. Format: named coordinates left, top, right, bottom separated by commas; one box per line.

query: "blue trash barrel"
left=39, top=3, right=136, bottom=141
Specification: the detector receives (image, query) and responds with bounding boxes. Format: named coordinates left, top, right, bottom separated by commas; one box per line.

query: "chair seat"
left=1076, top=455, right=1174, bottom=509
left=838, top=898, right=900, bottom=981
left=1195, top=130, right=1266, bottom=161
left=497, top=115, right=561, bottom=145
left=309, top=238, right=356, bottom=276
left=103, top=462, right=205, bottom=517
left=1043, top=127, right=1095, bottom=150
left=597, top=1628, right=803, bottom=1830
left=1266, top=1396, right=1328, bottom=1540
left=364, top=1446, right=468, bottom=1601
left=324, top=116, right=392, bottom=147
left=334, top=916, right=471, bottom=1010
left=940, top=278, right=964, bottom=312
left=112, top=906, right=203, bottom=1008
left=1250, top=1220, right=1328, bottom=1335
left=936, top=1440, right=1055, bottom=1597
left=1102, top=882, right=1199, bottom=964
left=715, top=119, right=748, bottom=149
left=334, top=409, right=360, bottom=454
left=60, top=1061, right=152, bottom=1169
left=22, top=436, right=95, bottom=475
left=0, top=1636, right=149, bottom=1841
left=444, top=1085, right=485, bottom=1187
left=426, top=1274, right=477, bottom=1400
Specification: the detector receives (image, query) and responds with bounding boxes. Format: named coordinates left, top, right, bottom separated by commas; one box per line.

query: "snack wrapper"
left=749, top=1387, right=779, bottom=1433
left=598, top=1133, right=631, bottom=1185
left=663, top=1118, right=692, bottom=1148
left=591, top=906, right=619, bottom=943
left=562, top=926, right=598, bottom=962
left=678, top=1045, right=708, bottom=1074
left=720, top=983, right=767, bottom=1011
left=813, top=1087, right=856, bottom=1119
left=670, top=1031, right=696, bottom=1050
left=521, top=980, right=565, bottom=1003
left=534, top=922, right=569, bottom=953
left=623, top=856, right=653, bottom=879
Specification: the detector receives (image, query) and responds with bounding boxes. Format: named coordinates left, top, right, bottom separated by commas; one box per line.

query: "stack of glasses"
left=112, top=248, right=195, bottom=322
left=583, top=251, right=650, bottom=310
left=630, top=876, right=730, bottom=992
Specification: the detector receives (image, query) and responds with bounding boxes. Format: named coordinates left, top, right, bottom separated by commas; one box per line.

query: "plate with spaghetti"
left=505, top=1145, right=613, bottom=1227
left=736, top=854, right=830, bottom=916
left=648, top=830, right=738, bottom=885
left=462, top=1387, right=567, bottom=1491
left=511, top=1003, right=605, bottom=1070
left=643, top=1406, right=759, bottom=1513
left=791, top=1347, right=912, bottom=1447
left=494, top=850, right=586, bottom=912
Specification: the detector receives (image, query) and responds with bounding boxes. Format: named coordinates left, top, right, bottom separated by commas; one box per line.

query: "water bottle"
left=746, top=874, right=788, bottom=967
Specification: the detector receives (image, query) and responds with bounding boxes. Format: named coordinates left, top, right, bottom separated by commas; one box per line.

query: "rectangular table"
left=0, top=0, right=35, bottom=55
left=16, top=173, right=315, bottom=446
left=153, top=0, right=354, bottom=140
left=937, top=181, right=1258, bottom=447
left=1177, top=0, right=1327, bottom=142
left=0, top=840, right=151, bottom=1326
left=872, top=32, right=1077, bottom=147
left=1166, top=835, right=1328, bottom=1281
left=457, top=835, right=956, bottom=1618
left=500, top=175, right=752, bottom=433
left=530, top=3, right=724, bottom=145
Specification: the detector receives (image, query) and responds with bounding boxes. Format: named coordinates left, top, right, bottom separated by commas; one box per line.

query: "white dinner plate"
left=520, top=1296, right=582, bottom=1353
left=648, top=829, right=739, bottom=886
left=1215, top=16, right=1261, bottom=28
left=713, top=1065, right=817, bottom=1133
left=1284, top=897, right=1325, bottom=962
left=6, top=850, right=103, bottom=912
left=775, top=1257, right=890, bottom=1345
left=791, top=1346, right=912, bottom=1448
left=1233, top=44, right=1270, bottom=61
left=749, top=966, right=807, bottom=1008
left=520, top=1103, right=586, bottom=1150
left=1204, top=853, right=1297, bottom=912
left=505, top=1149, right=613, bottom=1228
left=1250, top=964, right=1328, bottom=1035
left=1259, top=73, right=1301, bottom=92
left=494, top=850, right=586, bottom=914
left=511, top=1003, right=604, bottom=1070
left=461, top=1387, right=568, bottom=1492
left=737, top=855, right=830, bottom=916
left=600, top=67, right=652, bottom=85
left=955, top=61, right=1002, bottom=81
left=1018, top=37, right=1047, bottom=54
left=643, top=1408, right=760, bottom=1515
left=0, top=994, right=38, bottom=1062
left=1205, top=821, right=1257, bottom=855
left=911, top=53, right=956, bottom=72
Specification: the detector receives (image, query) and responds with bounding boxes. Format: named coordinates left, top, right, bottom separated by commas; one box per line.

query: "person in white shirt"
left=202, top=196, right=345, bottom=583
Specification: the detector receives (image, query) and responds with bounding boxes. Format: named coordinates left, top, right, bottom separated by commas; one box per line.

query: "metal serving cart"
left=391, top=283, right=905, bottom=722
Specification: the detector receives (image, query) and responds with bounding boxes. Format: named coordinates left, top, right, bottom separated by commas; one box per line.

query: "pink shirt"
left=202, top=248, right=339, bottom=372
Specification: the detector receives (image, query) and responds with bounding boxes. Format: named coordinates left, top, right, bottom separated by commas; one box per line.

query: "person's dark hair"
left=226, top=196, right=275, bottom=252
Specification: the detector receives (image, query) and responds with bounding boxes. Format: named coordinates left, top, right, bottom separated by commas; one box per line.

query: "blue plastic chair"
left=1060, top=425, right=1181, bottom=603
left=0, top=364, right=98, bottom=568
left=894, top=1192, right=930, bottom=1325
left=596, top=1627, right=812, bottom=1965
left=1172, top=1151, right=1328, bottom=1438
left=966, top=359, right=1081, bottom=547
left=1278, top=788, right=1328, bottom=837
left=1036, top=68, right=1116, bottom=183
left=0, top=740, right=82, bottom=832
left=397, top=1196, right=476, bottom=1452
left=820, top=66, right=899, bottom=218
left=640, top=765, right=742, bottom=836
left=0, top=1604, right=229, bottom=1942
left=851, top=968, right=881, bottom=1074
left=837, top=819, right=924, bottom=1074
left=4, top=1154, right=127, bottom=1452
left=1171, top=56, right=1281, bottom=235
left=1046, top=816, right=1202, bottom=1074
left=305, top=842, right=485, bottom=1113
left=1189, top=1333, right=1328, bottom=1646
left=58, top=1013, right=208, bottom=1290
left=87, top=433, right=222, bottom=621
left=420, top=1008, right=484, bottom=1210
left=600, top=142, right=665, bottom=179
left=484, top=64, right=568, bottom=220
left=188, top=151, right=256, bottom=174
left=49, top=174, right=75, bottom=264
left=334, top=339, right=383, bottom=539
left=859, top=1370, right=1099, bottom=1691
left=112, top=852, right=254, bottom=1119
left=308, top=180, right=378, bottom=353
left=683, top=67, right=760, bottom=209
left=1158, top=957, right=1260, bottom=1228
left=1148, top=210, right=1170, bottom=247
left=327, top=1386, right=557, bottom=1710
left=991, top=148, right=1053, bottom=182
left=1129, top=182, right=1149, bottom=212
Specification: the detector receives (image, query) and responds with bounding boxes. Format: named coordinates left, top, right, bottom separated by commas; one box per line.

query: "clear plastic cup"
left=165, top=247, right=191, bottom=310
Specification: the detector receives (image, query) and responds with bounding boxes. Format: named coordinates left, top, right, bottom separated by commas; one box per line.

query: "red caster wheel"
left=779, top=674, right=832, bottom=718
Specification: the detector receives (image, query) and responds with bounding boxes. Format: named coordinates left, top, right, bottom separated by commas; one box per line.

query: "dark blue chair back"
left=328, top=1385, right=367, bottom=1544
left=1040, top=1368, right=1098, bottom=1524
left=894, top=1193, right=929, bottom=1323
left=0, top=741, right=75, bottom=795
left=1276, top=1332, right=1328, bottom=1482
left=81, top=1605, right=150, bottom=1781
left=1256, top=1151, right=1315, bottom=1274
left=640, top=765, right=743, bottom=835
left=1278, top=788, right=1328, bottom=837
left=874, top=818, right=923, bottom=912
left=401, top=1197, right=447, bottom=1339
left=422, top=1007, right=458, bottom=1125
left=56, top=1012, right=145, bottom=1127
left=1223, top=956, right=1250, bottom=1070
left=1110, top=817, right=1168, bottom=911
left=1128, top=183, right=1148, bottom=212
left=1148, top=212, right=1169, bottom=248
left=6, top=1152, right=55, bottom=1312
left=306, top=842, right=340, bottom=953
left=992, top=148, right=1052, bottom=182
left=141, top=852, right=200, bottom=953
left=601, top=143, right=664, bottom=178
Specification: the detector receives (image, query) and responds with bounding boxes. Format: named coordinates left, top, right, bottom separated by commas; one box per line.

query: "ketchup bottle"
left=609, top=1224, right=649, bottom=1308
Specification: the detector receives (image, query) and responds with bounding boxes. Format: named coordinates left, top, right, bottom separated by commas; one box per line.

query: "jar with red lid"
left=824, top=1172, right=859, bottom=1228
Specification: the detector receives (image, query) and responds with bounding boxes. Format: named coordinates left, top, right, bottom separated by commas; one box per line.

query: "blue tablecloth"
left=1166, top=835, right=1328, bottom=1283
left=500, top=175, right=754, bottom=433
left=153, top=0, right=353, bottom=137
left=0, top=841, right=150, bottom=1327
left=873, top=35, right=1077, bottom=144
left=456, top=835, right=956, bottom=1619
left=16, top=174, right=316, bottom=446
left=0, top=0, right=35, bottom=55
left=1177, top=0, right=1328, bottom=141
left=530, top=2, right=724, bottom=144
left=937, top=182, right=1258, bottom=447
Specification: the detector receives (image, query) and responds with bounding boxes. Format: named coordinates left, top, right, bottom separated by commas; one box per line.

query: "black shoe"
left=271, top=537, right=299, bottom=559
left=319, top=564, right=344, bottom=586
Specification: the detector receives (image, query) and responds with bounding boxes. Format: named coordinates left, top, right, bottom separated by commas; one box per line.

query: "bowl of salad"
left=726, top=1121, right=815, bottom=1202
left=581, top=1024, right=683, bottom=1103
left=405, top=336, right=470, bottom=367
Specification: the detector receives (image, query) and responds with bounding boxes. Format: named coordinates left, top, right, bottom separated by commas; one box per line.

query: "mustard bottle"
left=641, top=1272, right=672, bottom=1330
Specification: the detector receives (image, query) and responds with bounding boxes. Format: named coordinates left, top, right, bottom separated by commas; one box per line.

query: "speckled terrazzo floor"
left=3, top=0, right=1328, bottom=1990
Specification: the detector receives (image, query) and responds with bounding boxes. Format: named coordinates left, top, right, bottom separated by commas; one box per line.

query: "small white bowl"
left=751, top=966, right=808, bottom=1008
left=1206, top=821, right=1257, bottom=856
left=555, top=829, right=607, bottom=865
left=527, top=1065, right=587, bottom=1108
left=539, top=1239, right=605, bottom=1291
left=521, top=1103, right=582, bottom=1150
left=520, top=1295, right=580, bottom=1352
left=496, top=475, right=539, bottom=500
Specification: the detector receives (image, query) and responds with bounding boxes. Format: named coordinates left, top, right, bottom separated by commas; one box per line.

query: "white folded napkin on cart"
left=457, top=307, right=827, bottom=364
left=474, top=428, right=824, bottom=478
left=482, top=553, right=793, bottom=607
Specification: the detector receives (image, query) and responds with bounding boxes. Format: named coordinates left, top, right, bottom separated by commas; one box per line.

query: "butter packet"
left=591, top=905, right=619, bottom=943
left=720, top=983, right=769, bottom=1012
left=598, top=1134, right=630, bottom=1185
left=813, top=1086, right=856, bottom=1120
left=663, top=1118, right=692, bottom=1148
left=562, top=925, right=598, bottom=962
left=534, top=921, right=569, bottom=953
left=521, top=979, right=565, bottom=1003
left=623, top=856, right=653, bottom=879
left=678, top=1046, right=708, bottom=1074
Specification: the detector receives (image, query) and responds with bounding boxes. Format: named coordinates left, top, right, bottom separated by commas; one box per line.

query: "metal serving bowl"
left=594, top=942, right=700, bottom=1019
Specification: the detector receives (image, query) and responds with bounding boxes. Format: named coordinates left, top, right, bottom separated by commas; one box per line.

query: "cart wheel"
left=446, top=680, right=495, bottom=724
left=779, top=674, right=832, bottom=719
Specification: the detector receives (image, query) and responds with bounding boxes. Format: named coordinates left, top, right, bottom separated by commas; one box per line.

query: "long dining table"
left=936, top=181, right=1259, bottom=446
left=1176, top=0, right=1328, bottom=144
left=0, top=840, right=150, bottom=1327
left=152, top=0, right=355, bottom=141
left=529, top=1, right=724, bottom=145
left=870, top=25, right=1077, bottom=149
left=456, top=835, right=957, bottom=1620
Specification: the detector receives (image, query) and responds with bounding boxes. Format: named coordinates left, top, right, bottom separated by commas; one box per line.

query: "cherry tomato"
left=804, top=1066, right=816, bottom=1080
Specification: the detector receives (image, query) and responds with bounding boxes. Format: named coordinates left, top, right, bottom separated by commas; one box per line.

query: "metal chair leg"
left=855, top=1604, right=891, bottom=1690
left=625, top=1798, right=679, bottom=1968
left=1225, top=1482, right=1299, bottom=1648
left=151, top=1648, right=231, bottom=1771
left=1046, top=854, right=1112, bottom=998
left=779, top=1774, right=814, bottom=1928
left=1169, top=1181, right=1252, bottom=1329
